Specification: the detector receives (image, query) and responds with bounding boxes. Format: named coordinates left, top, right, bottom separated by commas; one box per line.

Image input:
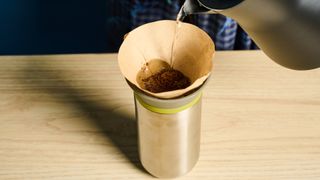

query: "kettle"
left=179, top=0, right=320, bottom=70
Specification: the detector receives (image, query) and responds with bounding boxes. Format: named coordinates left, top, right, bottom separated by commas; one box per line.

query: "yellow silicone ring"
left=135, top=93, right=202, bottom=114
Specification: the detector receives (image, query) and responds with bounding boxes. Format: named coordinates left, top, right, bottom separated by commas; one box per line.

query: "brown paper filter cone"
left=118, top=20, right=214, bottom=99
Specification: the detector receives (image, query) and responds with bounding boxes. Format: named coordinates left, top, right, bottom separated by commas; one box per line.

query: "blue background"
left=0, top=0, right=131, bottom=55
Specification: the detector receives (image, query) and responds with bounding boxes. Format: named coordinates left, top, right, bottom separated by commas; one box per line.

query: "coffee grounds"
left=142, top=69, right=191, bottom=93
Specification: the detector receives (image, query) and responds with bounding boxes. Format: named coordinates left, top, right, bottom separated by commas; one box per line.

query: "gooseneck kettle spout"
left=180, top=0, right=320, bottom=70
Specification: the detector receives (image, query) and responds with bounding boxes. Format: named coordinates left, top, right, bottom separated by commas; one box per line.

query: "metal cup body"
left=134, top=90, right=203, bottom=178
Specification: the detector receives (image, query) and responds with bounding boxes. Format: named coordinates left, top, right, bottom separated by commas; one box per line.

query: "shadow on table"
left=21, top=60, right=149, bottom=175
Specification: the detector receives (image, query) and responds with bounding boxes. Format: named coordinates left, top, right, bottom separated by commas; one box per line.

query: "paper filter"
left=118, top=20, right=214, bottom=99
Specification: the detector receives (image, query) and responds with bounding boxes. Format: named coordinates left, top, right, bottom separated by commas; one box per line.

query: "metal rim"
left=198, top=0, right=244, bottom=10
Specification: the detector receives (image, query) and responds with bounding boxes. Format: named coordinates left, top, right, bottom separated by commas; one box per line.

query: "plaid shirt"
left=131, top=0, right=258, bottom=50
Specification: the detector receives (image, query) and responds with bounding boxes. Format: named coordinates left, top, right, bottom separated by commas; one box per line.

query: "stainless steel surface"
left=177, top=5, right=187, bottom=21
left=134, top=90, right=203, bottom=178
left=181, top=0, right=320, bottom=70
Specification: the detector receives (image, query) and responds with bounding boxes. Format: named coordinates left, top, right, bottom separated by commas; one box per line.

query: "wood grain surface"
left=0, top=51, right=320, bottom=179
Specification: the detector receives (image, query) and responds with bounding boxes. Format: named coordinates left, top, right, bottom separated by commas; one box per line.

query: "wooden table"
left=0, top=51, right=320, bottom=179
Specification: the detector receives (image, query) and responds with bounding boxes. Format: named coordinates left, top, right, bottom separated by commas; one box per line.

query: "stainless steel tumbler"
left=118, top=20, right=214, bottom=178
left=133, top=86, right=204, bottom=178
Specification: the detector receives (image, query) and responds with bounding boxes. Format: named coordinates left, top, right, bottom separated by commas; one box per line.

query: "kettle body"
left=182, top=0, right=320, bottom=70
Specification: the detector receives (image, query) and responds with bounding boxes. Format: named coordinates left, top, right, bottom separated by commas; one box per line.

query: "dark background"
left=0, top=0, right=131, bottom=55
